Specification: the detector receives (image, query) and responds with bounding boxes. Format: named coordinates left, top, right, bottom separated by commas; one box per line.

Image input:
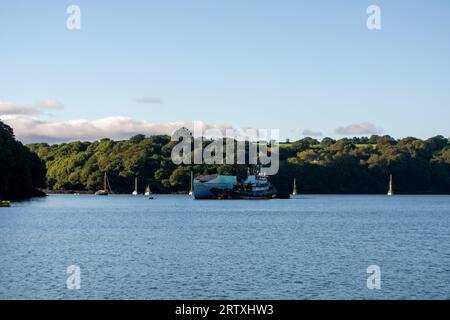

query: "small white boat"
left=144, top=185, right=151, bottom=196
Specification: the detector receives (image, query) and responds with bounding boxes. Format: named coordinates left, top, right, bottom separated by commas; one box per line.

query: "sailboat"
left=387, top=174, right=394, bottom=196
left=144, top=185, right=151, bottom=196
left=95, top=172, right=111, bottom=196
left=188, top=171, right=194, bottom=196
left=292, top=178, right=298, bottom=196
left=132, top=176, right=139, bottom=195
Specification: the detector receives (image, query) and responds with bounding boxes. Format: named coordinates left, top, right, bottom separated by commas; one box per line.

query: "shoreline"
left=42, top=190, right=450, bottom=196
left=0, top=189, right=47, bottom=201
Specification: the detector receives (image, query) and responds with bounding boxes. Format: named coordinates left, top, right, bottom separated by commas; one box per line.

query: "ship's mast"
left=292, top=178, right=298, bottom=196
left=388, top=174, right=394, bottom=195
left=189, top=171, right=194, bottom=196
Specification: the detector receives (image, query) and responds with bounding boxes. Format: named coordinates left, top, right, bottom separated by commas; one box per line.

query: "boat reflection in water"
left=193, top=173, right=276, bottom=200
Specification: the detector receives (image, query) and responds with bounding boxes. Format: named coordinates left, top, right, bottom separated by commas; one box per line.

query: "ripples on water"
left=0, top=194, right=450, bottom=299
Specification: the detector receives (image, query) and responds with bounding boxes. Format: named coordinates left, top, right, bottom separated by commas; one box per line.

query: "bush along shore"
left=26, top=133, right=450, bottom=195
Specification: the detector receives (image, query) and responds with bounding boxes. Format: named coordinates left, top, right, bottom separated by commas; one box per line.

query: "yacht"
left=95, top=173, right=111, bottom=196
left=144, top=185, right=151, bottom=196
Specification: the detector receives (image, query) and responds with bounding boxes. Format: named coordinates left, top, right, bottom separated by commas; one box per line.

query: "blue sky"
left=1, top=0, right=449, bottom=142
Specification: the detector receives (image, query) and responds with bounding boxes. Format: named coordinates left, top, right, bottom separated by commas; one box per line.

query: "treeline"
left=0, top=121, right=46, bottom=199
left=27, top=134, right=450, bottom=194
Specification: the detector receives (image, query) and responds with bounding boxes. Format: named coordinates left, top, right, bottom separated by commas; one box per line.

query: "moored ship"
left=231, top=174, right=277, bottom=200
left=193, top=173, right=276, bottom=200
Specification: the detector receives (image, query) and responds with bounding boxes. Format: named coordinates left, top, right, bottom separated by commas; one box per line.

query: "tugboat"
left=232, top=174, right=277, bottom=200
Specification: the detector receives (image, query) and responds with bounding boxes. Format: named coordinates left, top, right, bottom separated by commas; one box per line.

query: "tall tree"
left=0, top=121, right=46, bottom=199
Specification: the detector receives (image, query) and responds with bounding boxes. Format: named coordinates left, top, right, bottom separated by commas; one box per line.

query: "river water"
left=1, top=194, right=449, bottom=299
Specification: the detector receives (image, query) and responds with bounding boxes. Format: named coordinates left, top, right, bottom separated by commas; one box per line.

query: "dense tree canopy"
left=0, top=121, right=46, bottom=199
left=27, top=134, right=450, bottom=194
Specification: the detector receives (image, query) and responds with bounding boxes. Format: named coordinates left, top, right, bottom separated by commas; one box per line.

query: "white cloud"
left=302, top=129, right=323, bottom=137
left=135, top=96, right=163, bottom=104
left=335, top=122, right=383, bottom=135
left=0, top=99, right=64, bottom=116
left=0, top=101, right=39, bottom=115
left=0, top=115, right=243, bottom=144
left=37, top=99, right=64, bottom=110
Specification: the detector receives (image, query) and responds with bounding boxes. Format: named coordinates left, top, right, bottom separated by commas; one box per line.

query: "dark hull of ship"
left=193, top=174, right=276, bottom=200
left=208, top=188, right=277, bottom=200
left=232, top=190, right=277, bottom=200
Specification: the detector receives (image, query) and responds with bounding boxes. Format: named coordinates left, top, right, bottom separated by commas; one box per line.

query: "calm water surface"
left=1, top=194, right=450, bottom=300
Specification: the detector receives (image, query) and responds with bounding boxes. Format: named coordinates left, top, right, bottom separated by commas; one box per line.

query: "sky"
left=1, top=0, right=450, bottom=143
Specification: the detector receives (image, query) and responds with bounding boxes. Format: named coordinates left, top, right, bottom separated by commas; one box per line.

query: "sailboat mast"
left=388, top=174, right=394, bottom=195
left=135, top=176, right=138, bottom=192
left=292, top=178, right=297, bottom=196
left=189, top=171, right=194, bottom=195
left=104, top=172, right=107, bottom=191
